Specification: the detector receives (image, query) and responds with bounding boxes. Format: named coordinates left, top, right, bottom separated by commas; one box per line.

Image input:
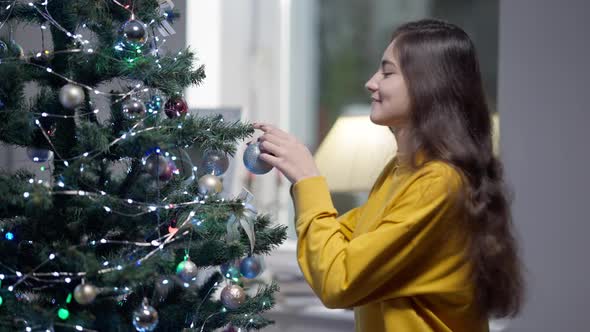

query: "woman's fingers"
left=259, top=140, right=284, bottom=156
left=258, top=133, right=287, bottom=146
left=258, top=152, right=281, bottom=168
left=253, top=123, right=292, bottom=140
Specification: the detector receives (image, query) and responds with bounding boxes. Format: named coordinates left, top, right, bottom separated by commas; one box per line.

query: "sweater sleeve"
left=293, top=164, right=469, bottom=309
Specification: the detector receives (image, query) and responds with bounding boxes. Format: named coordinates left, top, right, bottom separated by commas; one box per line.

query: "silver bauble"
left=132, top=299, right=159, bottom=332
left=200, top=150, right=230, bottom=176
left=122, top=98, right=147, bottom=119
left=176, top=260, right=199, bottom=282
left=197, top=174, right=223, bottom=196
left=59, top=84, right=85, bottom=109
left=73, top=283, right=98, bottom=305
left=220, top=284, right=246, bottom=309
left=243, top=142, right=273, bottom=174
left=26, top=147, right=53, bottom=163
left=122, top=19, right=148, bottom=47
left=144, top=154, right=169, bottom=177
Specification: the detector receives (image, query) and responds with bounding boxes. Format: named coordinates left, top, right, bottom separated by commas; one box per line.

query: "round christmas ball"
left=164, top=97, right=188, bottom=118
left=145, top=154, right=169, bottom=178
left=220, top=284, right=246, bottom=310
left=122, top=98, right=147, bottom=119
left=239, top=256, right=263, bottom=279
left=59, top=84, right=85, bottom=109
left=73, top=283, right=99, bottom=305
left=176, top=260, right=198, bottom=282
left=197, top=174, right=223, bottom=196
left=243, top=142, right=273, bottom=174
left=26, top=147, right=53, bottom=163
left=200, top=150, right=229, bottom=176
left=132, top=300, right=159, bottom=332
left=158, top=159, right=177, bottom=182
left=121, top=19, right=148, bottom=47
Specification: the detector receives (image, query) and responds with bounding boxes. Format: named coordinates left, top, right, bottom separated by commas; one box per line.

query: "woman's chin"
left=369, top=111, right=388, bottom=126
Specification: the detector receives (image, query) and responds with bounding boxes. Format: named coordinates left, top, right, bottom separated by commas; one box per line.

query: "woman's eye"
left=383, top=72, right=393, bottom=77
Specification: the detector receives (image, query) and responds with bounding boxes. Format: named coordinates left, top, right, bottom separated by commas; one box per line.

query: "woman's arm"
left=293, top=165, right=471, bottom=309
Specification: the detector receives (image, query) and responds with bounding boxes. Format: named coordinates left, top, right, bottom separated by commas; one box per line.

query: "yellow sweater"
left=292, top=157, right=489, bottom=332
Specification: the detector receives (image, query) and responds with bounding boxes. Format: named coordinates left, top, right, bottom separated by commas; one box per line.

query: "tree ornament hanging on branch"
left=144, top=153, right=177, bottom=181
left=73, top=282, right=99, bottom=305
left=164, top=96, right=188, bottom=118
left=220, top=284, right=246, bottom=309
left=200, top=150, right=229, bottom=176
left=197, top=174, right=223, bottom=196
left=121, top=18, right=148, bottom=48
left=59, top=83, right=85, bottom=109
left=122, top=97, right=147, bottom=119
left=176, top=259, right=199, bottom=282
left=132, top=298, right=159, bottom=332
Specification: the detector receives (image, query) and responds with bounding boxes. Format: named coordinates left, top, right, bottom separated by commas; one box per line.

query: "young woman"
left=254, top=19, right=524, bottom=332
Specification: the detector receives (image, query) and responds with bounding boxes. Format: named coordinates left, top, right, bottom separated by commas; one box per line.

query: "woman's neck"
left=390, top=125, right=411, bottom=164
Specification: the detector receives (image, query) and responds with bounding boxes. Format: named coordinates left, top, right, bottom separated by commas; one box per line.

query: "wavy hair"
left=391, top=19, right=524, bottom=318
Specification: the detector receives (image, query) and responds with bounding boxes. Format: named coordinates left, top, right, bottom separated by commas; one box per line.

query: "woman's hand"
left=253, top=123, right=320, bottom=184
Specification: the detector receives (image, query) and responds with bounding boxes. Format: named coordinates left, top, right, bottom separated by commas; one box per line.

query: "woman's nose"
left=365, top=72, right=379, bottom=93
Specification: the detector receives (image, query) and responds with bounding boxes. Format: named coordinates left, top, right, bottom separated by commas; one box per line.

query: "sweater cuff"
left=291, top=176, right=334, bottom=217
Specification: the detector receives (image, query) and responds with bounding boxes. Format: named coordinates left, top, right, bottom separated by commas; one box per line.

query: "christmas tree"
left=0, top=1, right=287, bottom=331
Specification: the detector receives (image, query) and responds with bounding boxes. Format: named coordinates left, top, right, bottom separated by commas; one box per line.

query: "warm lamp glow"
left=314, top=105, right=397, bottom=192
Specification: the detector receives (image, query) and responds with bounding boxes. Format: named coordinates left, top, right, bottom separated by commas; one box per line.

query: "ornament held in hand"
left=243, top=142, right=273, bottom=174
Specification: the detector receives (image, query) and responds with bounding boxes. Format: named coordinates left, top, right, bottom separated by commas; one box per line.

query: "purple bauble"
left=164, top=97, right=188, bottom=118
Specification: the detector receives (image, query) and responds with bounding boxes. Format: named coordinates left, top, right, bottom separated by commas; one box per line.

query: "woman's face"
left=365, top=41, right=411, bottom=128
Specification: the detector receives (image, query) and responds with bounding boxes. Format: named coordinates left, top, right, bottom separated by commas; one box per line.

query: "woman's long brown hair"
left=392, top=19, right=524, bottom=318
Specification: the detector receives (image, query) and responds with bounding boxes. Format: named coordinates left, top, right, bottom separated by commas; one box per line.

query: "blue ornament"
left=26, top=147, right=53, bottom=163
left=164, top=9, right=176, bottom=23
left=200, top=150, right=229, bottom=176
left=239, top=256, right=263, bottom=279
left=243, top=142, right=273, bottom=175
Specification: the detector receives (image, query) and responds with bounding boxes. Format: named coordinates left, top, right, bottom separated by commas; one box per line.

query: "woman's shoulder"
left=408, top=160, right=466, bottom=195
